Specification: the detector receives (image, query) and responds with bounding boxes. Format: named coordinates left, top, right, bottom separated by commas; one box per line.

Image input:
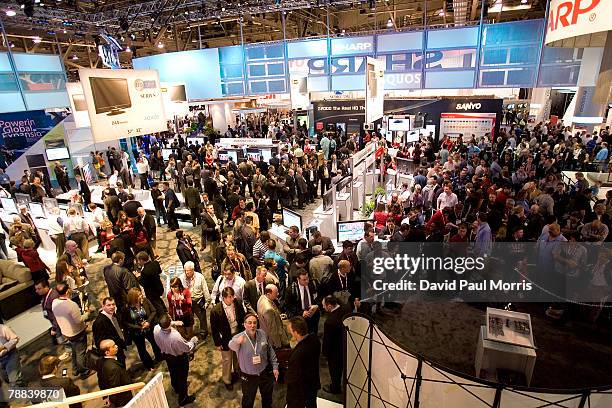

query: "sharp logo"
left=456, top=103, right=481, bottom=110
left=332, top=42, right=373, bottom=53
left=548, top=0, right=600, bottom=32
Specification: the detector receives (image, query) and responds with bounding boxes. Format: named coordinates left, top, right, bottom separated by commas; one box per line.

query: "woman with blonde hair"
left=123, top=288, right=162, bottom=370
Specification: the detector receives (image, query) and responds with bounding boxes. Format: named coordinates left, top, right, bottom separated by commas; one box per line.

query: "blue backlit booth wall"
left=133, top=19, right=583, bottom=99
left=0, top=52, right=70, bottom=114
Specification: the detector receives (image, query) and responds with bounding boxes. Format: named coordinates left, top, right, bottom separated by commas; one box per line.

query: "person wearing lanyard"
left=229, top=313, right=279, bottom=408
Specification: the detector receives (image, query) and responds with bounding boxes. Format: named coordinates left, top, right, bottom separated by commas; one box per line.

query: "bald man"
left=97, top=339, right=133, bottom=407
left=325, top=260, right=357, bottom=306
left=257, top=284, right=290, bottom=349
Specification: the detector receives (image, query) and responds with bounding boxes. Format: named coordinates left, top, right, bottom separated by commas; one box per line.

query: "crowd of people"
left=0, top=114, right=611, bottom=407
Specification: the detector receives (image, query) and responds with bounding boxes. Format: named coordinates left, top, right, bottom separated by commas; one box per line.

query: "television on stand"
left=89, top=77, right=132, bottom=116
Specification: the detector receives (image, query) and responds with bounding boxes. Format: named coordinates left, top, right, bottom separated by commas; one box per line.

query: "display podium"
left=475, top=308, right=537, bottom=386
left=311, top=206, right=336, bottom=240
left=336, top=193, right=352, bottom=222
left=352, top=181, right=364, bottom=211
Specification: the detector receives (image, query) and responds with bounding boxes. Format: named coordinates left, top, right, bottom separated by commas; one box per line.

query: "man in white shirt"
left=436, top=183, right=459, bottom=211
left=210, top=265, right=246, bottom=304
left=51, top=282, right=92, bottom=379
left=136, top=157, right=150, bottom=190
left=63, top=208, right=90, bottom=262
left=180, top=261, right=211, bottom=338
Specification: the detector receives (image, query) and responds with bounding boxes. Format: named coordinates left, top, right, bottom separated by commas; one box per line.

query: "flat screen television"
left=261, top=148, right=272, bottom=163
left=169, top=84, right=187, bottom=102
left=322, top=188, right=334, bottom=212
left=89, top=77, right=132, bottom=116
left=246, top=148, right=261, bottom=161
left=14, top=193, right=30, bottom=206
left=335, top=176, right=353, bottom=192
left=72, top=94, right=87, bottom=111
left=218, top=152, right=229, bottom=164
left=46, top=147, right=70, bottom=161
left=29, top=202, right=45, bottom=218
left=388, top=118, right=411, bottom=131
left=161, top=149, right=172, bottom=161
left=337, top=220, right=367, bottom=242
left=0, top=197, right=17, bottom=214
left=282, top=208, right=302, bottom=231
left=226, top=150, right=238, bottom=163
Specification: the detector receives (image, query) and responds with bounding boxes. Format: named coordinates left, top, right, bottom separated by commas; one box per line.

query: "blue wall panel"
left=427, top=27, right=479, bottom=49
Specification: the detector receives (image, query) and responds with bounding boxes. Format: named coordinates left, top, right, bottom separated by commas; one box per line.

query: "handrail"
left=29, top=382, right=146, bottom=408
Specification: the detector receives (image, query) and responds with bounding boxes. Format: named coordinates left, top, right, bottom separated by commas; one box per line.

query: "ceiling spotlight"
left=5, top=10, right=16, bottom=17
left=33, top=36, right=42, bottom=43
left=63, top=29, right=67, bottom=34
left=438, top=9, right=445, bottom=16
left=20, top=4, right=25, bottom=9
left=150, top=16, right=155, bottom=22
left=222, top=6, right=225, bottom=11
left=184, top=10, right=189, bottom=15
left=387, top=18, right=393, bottom=27
left=130, top=33, right=136, bottom=40
left=71, top=54, right=78, bottom=60
left=9, top=42, right=14, bottom=48
left=125, top=46, right=131, bottom=52
left=157, top=42, right=164, bottom=48
left=34, top=0, right=40, bottom=3
left=521, top=0, right=528, bottom=3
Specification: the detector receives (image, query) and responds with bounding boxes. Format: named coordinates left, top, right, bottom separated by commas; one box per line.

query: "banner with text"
left=78, top=68, right=167, bottom=143
left=546, top=0, right=612, bottom=45
left=365, top=57, right=384, bottom=124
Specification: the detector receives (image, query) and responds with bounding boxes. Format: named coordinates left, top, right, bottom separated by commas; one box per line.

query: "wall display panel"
left=0, top=54, right=11, bottom=71
left=479, top=67, right=537, bottom=87
left=0, top=73, right=19, bottom=92
left=222, top=82, right=245, bottom=95
left=287, top=39, right=328, bottom=59
left=482, top=46, right=539, bottom=66
left=132, top=49, right=222, bottom=99
left=78, top=68, right=167, bottom=143
left=427, top=27, right=479, bottom=49
left=24, top=92, right=70, bottom=111
left=246, top=43, right=284, bottom=60
left=12, top=54, right=64, bottom=72
left=19, top=73, right=66, bottom=92
left=377, top=31, right=423, bottom=53
left=428, top=49, right=476, bottom=69
left=425, top=70, right=475, bottom=89
left=0, top=93, right=26, bottom=113
left=268, top=80, right=286, bottom=93
left=331, top=36, right=374, bottom=56
left=332, top=75, right=365, bottom=91
left=538, top=65, right=580, bottom=87
left=440, top=112, right=496, bottom=139
left=482, top=20, right=544, bottom=46
left=384, top=72, right=422, bottom=90
left=66, top=82, right=90, bottom=128
left=221, top=65, right=244, bottom=79
left=218, top=45, right=244, bottom=64
left=307, top=76, right=329, bottom=92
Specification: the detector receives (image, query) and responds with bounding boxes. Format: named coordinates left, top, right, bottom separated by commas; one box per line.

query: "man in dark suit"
left=122, top=194, right=142, bottom=219
left=201, top=203, right=221, bottom=262
left=103, top=190, right=122, bottom=224
left=210, top=287, right=246, bottom=390
left=285, top=269, right=320, bottom=334
left=242, top=265, right=279, bottom=314
left=38, top=356, right=82, bottom=408
left=103, top=252, right=140, bottom=313
left=162, top=181, right=180, bottom=231
left=107, top=228, right=135, bottom=271
left=324, top=260, right=357, bottom=307
left=322, top=296, right=346, bottom=394
left=98, top=339, right=133, bottom=407
left=317, top=158, right=331, bottom=197
left=75, top=173, right=91, bottom=207
left=137, top=206, right=158, bottom=255
left=183, top=180, right=201, bottom=227
left=286, top=316, right=321, bottom=408
left=176, top=230, right=201, bottom=273
left=136, top=251, right=166, bottom=316
left=92, top=297, right=127, bottom=366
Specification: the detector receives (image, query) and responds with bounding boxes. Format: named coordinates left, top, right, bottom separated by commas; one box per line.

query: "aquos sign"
left=545, top=0, right=612, bottom=45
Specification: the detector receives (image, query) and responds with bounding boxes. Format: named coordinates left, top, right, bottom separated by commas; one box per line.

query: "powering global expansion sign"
left=545, top=0, right=611, bottom=45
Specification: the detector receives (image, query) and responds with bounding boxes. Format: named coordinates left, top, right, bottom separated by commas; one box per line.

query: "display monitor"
left=0, top=197, right=17, bottom=214
left=29, top=202, right=45, bottom=218
left=261, top=148, right=272, bottom=163
left=396, top=157, right=411, bottom=174
left=322, top=188, right=335, bottom=211
left=246, top=148, right=261, bottom=161
left=218, top=151, right=229, bottom=164
left=72, top=94, right=87, bottom=111
left=337, top=220, right=367, bottom=242
left=46, top=147, right=70, bottom=161
left=282, top=208, right=302, bottom=231
left=169, top=84, right=187, bottom=102
left=388, top=118, right=411, bottom=131
left=335, top=176, right=353, bottom=192
left=161, top=149, right=172, bottom=161
left=226, top=150, right=238, bottom=163
left=14, top=193, right=30, bottom=206
left=89, top=77, right=132, bottom=115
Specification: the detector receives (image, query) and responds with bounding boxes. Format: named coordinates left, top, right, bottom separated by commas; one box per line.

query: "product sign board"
left=365, top=57, right=385, bottom=124
left=161, top=82, right=190, bottom=119
left=66, top=82, right=91, bottom=128
left=78, top=68, right=167, bottom=143
left=545, top=0, right=611, bottom=45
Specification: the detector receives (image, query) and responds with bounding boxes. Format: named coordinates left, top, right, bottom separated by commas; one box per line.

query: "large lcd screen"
left=161, top=149, right=172, bottom=161
left=282, top=208, right=302, bottom=231
left=246, top=148, right=261, bottom=161
left=0, top=198, right=17, bottom=214
left=226, top=150, right=238, bottom=163
left=169, top=84, right=187, bottom=102
left=335, top=176, right=353, bottom=192
left=322, top=188, right=334, bottom=211
left=89, top=77, right=132, bottom=115
left=29, top=202, right=45, bottom=218
left=46, top=147, right=70, bottom=161
left=388, top=118, right=411, bottom=131
left=337, top=220, right=367, bottom=242
left=261, top=149, right=272, bottom=163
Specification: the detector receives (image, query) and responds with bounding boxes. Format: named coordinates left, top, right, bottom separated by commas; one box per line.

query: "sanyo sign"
left=456, top=102, right=481, bottom=110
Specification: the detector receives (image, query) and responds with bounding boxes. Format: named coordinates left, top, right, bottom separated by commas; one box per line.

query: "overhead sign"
left=365, top=57, right=385, bottom=124
left=161, top=82, right=190, bottom=119
left=78, top=68, right=167, bottom=143
left=545, top=0, right=611, bottom=45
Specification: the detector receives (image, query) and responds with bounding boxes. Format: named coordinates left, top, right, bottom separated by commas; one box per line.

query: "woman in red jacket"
left=372, top=202, right=389, bottom=232
left=16, top=238, right=50, bottom=282
left=168, top=277, right=194, bottom=339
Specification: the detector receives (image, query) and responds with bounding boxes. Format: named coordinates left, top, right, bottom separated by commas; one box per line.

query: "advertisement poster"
left=439, top=112, right=497, bottom=140
left=0, top=110, right=64, bottom=168
left=78, top=68, right=167, bottom=143
left=66, top=82, right=91, bottom=128
left=365, top=57, right=384, bottom=124
left=546, top=0, right=611, bottom=45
